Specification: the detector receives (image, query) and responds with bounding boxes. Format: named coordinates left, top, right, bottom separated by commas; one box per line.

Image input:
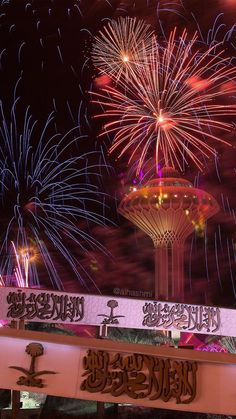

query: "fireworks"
left=92, top=16, right=154, bottom=81
left=0, top=100, right=108, bottom=290
left=93, top=28, right=236, bottom=174
left=11, top=242, right=29, bottom=288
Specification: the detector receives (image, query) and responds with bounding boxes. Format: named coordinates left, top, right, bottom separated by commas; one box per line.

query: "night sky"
left=0, top=0, right=236, bottom=308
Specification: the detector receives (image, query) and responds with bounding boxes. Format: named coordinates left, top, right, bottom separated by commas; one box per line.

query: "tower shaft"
left=155, top=244, right=184, bottom=301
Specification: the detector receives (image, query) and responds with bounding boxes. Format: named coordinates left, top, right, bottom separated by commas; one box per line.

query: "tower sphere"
left=119, top=167, right=219, bottom=248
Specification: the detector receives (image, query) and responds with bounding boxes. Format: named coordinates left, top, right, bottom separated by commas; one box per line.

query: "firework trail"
left=0, top=0, right=93, bottom=136
left=10, top=240, right=38, bottom=288
left=11, top=241, right=28, bottom=288
left=0, top=99, right=110, bottom=291
left=92, top=16, right=154, bottom=81
left=93, top=27, right=236, bottom=175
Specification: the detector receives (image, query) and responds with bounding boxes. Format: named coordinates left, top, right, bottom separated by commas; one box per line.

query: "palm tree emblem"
left=98, top=299, right=125, bottom=325
left=9, top=342, right=57, bottom=388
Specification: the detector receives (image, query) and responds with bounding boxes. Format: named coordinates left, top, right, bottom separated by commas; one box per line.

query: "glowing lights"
left=92, top=17, right=154, bottom=82
left=19, top=247, right=37, bottom=263
left=94, top=74, right=112, bottom=87
left=89, top=259, right=99, bottom=272
left=158, top=194, right=164, bottom=205
left=154, top=110, right=174, bottom=131
left=11, top=242, right=40, bottom=288
left=122, top=54, right=129, bottom=63
left=93, top=27, right=236, bottom=174
left=185, top=76, right=211, bottom=91
left=157, top=114, right=164, bottom=124
left=153, top=110, right=165, bottom=125
left=192, top=219, right=206, bottom=237
left=12, top=242, right=29, bottom=288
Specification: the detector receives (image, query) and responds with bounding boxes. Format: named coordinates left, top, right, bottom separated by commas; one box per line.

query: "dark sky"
left=0, top=0, right=236, bottom=308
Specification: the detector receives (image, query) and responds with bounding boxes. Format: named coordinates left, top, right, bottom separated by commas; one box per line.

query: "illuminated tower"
left=118, top=167, right=219, bottom=302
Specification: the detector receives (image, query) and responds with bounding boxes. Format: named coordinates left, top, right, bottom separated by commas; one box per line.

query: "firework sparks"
left=93, top=28, right=236, bottom=174
left=11, top=241, right=37, bottom=288
left=0, top=100, right=109, bottom=291
left=92, top=16, right=154, bottom=81
left=11, top=241, right=27, bottom=288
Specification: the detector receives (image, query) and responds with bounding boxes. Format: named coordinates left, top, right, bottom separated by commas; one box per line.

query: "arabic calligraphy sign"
left=142, top=302, right=220, bottom=332
left=6, top=289, right=84, bottom=322
left=81, top=350, right=197, bottom=404
left=0, top=285, right=236, bottom=337
left=0, top=328, right=236, bottom=415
